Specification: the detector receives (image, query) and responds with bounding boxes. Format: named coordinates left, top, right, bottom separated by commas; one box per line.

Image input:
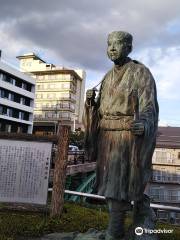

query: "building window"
left=5, top=124, right=11, bottom=133
left=0, top=106, right=3, bottom=114
left=175, top=168, right=180, bottom=183
left=45, top=112, right=53, bottom=118
left=50, top=84, right=55, bottom=89
left=9, top=93, right=14, bottom=101
left=22, top=82, right=27, bottom=90
left=26, top=62, right=32, bottom=67
left=70, top=104, right=75, bottom=110
left=15, top=80, right=22, bottom=88
left=36, top=94, right=41, bottom=99
left=178, top=152, right=180, bottom=159
left=0, top=73, right=3, bottom=80
left=150, top=187, right=165, bottom=201
left=62, top=93, right=69, bottom=98
left=17, top=126, right=23, bottom=133
left=13, top=109, right=19, bottom=118
left=37, top=75, right=44, bottom=80
left=7, top=108, right=13, bottom=117
left=20, top=97, right=26, bottom=105
left=63, top=102, right=70, bottom=108
left=9, top=77, right=15, bottom=85
left=37, top=84, right=41, bottom=90
left=1, top=106, right=7, bottom=115
left=43, top=84, right=47, bottom=89
left=19, top=112, right=25, bottom=120
left=65, top=82, right=70, bottom=88
left=48, top=75, right=54, bottom=80
left=153, top=149, right=173, bottom=164
left=168, top=190, right=179, bottom=202
left=0, top=89, right=9, bottom=99
left=0, top=89, right=3, bottom=98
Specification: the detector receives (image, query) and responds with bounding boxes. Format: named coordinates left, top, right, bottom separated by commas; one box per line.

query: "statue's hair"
left=108, top=31, right=133, bottom=45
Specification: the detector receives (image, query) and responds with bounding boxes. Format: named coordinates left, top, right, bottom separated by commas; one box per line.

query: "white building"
left=0, top=59, right=35, bottom=133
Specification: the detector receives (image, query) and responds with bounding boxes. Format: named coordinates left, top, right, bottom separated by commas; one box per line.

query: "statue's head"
left=107, top=31, right=133, bottom=64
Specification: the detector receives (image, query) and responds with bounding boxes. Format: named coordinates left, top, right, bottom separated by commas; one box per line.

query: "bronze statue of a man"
left=83, top=31, right=159, bottom=239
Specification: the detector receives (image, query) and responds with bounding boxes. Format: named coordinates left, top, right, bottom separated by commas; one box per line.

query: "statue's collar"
left=114, top=57, right=131, bottom=70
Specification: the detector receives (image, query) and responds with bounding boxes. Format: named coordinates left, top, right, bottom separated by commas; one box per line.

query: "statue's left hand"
left=130, top=120, right=144, bottom=136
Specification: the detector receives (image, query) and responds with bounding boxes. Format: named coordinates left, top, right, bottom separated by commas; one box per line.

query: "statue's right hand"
left=86, top=89, right=96, bottom=100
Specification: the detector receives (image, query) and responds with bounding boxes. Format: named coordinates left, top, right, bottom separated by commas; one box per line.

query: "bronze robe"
left=83, top=58, right=159, bottom=202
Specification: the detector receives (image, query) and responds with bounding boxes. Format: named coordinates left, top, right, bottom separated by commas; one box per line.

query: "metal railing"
left=152, top=176, right=180, bottom=183
left=152, top=159, right=180, bottom=165
left=48, top=189, right=180, bottom=212
left=150, top=194, right=180, bottom=203
left=40, top=106, right=75, bottom=111
left=33, top=116, right=71, bottom=121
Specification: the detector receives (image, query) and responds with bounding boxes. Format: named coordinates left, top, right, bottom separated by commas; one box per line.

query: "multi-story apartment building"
left=149, top=127, right=180, bottom=224
left=17, top=53, right=85, bottom=135
left=0, top=58, right=35, bottom=134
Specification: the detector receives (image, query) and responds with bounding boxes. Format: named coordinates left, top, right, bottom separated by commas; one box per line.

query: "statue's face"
left=107, top=34, right=131, bottom=63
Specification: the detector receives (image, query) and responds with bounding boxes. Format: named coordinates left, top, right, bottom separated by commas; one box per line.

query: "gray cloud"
left=0, top=0, right=180, bottom=71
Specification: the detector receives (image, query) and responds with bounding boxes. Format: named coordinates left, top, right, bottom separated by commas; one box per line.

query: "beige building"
left=17, top=53, right=86, bottom=135
left=149, top=127, right=180, bottom=224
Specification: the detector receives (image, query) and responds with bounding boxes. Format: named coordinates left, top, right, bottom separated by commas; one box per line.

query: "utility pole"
left=50, top=125, right=70, bottom=217
left=73, top=113, right=77, bottom=132
left=54, top=101, right=59, bottom=134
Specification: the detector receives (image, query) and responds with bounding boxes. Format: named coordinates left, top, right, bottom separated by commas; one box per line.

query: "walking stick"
left=132, top=89, right=141, bottom=220
left=132, top=90, right=139, bottom=167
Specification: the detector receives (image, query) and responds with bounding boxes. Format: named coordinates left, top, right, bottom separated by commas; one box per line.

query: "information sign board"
left=0, top=139, right=52, bottom=205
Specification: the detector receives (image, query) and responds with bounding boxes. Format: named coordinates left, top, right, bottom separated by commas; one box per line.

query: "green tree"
left=69, top=129, right=85, bottom=149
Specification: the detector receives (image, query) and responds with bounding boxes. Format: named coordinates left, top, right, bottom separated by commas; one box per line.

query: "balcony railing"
left=38, top=106, right=75, bottom=111
left=152, top=158, right=180, bottom=165
left=152, top=175, right=180, bottom=183
left=33, top=115, right=71, bottom=121
left=151, top=194, right=180, bottom=203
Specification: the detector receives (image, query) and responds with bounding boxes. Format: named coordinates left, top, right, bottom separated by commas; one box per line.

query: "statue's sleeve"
left=132, top=66, right=159, bottom=193
left=82, top=94, right=100, bottom=161
left=136, top=66, right=159, bottom=138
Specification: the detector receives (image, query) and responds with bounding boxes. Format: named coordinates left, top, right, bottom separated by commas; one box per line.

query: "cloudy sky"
left=0, top=0, right=180, bottom=126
